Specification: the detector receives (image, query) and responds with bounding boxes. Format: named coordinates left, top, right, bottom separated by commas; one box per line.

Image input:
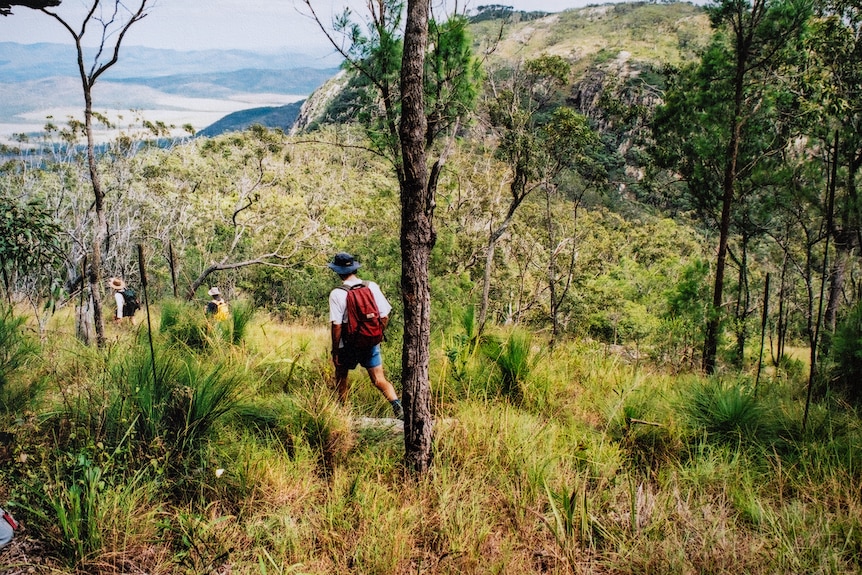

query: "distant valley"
left=0, top=42, right=341, bottom=144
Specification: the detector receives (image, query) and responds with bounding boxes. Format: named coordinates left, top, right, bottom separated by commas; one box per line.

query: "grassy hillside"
left=470, top=2, right=709, bottom=67
left=0, top=300, right=858, bottom=574
left=0, top=2, right=860, bottom=574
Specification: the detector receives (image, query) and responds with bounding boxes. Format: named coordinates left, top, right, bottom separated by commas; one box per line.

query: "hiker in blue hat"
left=328, top=252, right=403, bottom=420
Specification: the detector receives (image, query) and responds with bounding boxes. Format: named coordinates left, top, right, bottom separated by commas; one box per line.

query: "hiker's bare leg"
left=366, top=365, right=397, bottom=401
left=335, top=367, right=350, bottom=403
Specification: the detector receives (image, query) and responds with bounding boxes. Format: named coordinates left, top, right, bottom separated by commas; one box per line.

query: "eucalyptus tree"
left=0, top=193, right=64, bottom=330
left=538, top=108, right=605, bottom=345
left=479, top=55, right=585, bottom=333
left=302, top=0, right=481, bottom=473
left=653, top=0, right=812, bottom=374
left=16, top=0, right=152, bottom=346
left=804, top=0, right=862, bottom=333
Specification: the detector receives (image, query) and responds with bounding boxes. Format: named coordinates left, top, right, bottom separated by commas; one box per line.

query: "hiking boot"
left=391, top=400, right=404, bottom=420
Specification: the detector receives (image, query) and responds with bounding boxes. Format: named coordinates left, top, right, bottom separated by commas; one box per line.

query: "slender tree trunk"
left=733, top=235, right=749, bottom=369
left=703, top=55, right=746, bottom=374
left=478, top=220, right=511, bottom=334
left=824, top=148, right=860, bottom=332
left=400, top=0, right=433, bottom=474
left=545, top=188, right=559, bottom=346
left=84, top=83, right=107, bottom=347
left=755, top=272, right=769, bottom=396
left=803, top=131, right=839, bottom=431
left=775, top=248, right=788, bottom=363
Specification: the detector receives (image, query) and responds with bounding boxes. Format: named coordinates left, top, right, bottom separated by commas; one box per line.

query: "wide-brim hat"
left=208, top=287, right=221, bottom=296
left=327, top=252, right=361, bottom=275
left=108, top=277, right=125, bottom=290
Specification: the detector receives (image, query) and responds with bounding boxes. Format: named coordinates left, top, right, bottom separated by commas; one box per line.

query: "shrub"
left=0, top=306, right=38, bottom=396
left=159, top=299, right=210, bottom=350
left=830, top=301, right=862, bottom=405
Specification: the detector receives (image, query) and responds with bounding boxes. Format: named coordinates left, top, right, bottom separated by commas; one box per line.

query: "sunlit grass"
left=1, top=306, right=859, bottom=574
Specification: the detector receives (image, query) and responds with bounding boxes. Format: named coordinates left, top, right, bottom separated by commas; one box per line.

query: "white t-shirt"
left=114, top=290, right=125, bottom=318
left=329, top=278, right=392, bottom=326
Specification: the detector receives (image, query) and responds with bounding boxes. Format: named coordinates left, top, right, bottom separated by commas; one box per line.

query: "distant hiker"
left=108, top=277, right=137, bottom=323
left=328, top=252, right=403, bottom=420
left=0, top=506, right=18, bottom=549
left=206, top=287, right=230, bottom=321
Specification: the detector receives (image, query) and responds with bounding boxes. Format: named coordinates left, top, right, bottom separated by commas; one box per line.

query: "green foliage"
left=426, top=15, right=483, bottom=138
left=543, top=478, right=593, bottom=569
left=830, top=300, right=862, bottom=405
left=480, top=328, right=538, bottom=402
left=160, top=299, right=210, bottom=350
left=48, top=454, right=103, bottom=563
left=0, top=194, right=65, bottom=305
left=0, top=307, right=37, bottom=396
left=288, top=383, right=354, bottom=474
left=677, top=378, right=777, bottom=445
left=651, top=258, right=710, bottom=369
left=0, top=194, right=64, bottom=275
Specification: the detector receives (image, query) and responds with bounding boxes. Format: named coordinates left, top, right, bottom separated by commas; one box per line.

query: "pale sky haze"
left=0, top=0, right=630, bottom=53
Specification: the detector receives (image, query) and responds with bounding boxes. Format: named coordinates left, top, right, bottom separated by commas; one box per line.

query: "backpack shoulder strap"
left=340, top=282, right=368, bottom=292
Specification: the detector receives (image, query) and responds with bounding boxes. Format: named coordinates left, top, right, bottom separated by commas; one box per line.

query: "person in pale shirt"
left=327, top=252, right=403, bottom=420
left=108, top=277, right=132, bottom=323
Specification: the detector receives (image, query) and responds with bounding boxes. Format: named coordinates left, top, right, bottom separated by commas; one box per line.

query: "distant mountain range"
left=0, top=42, right=341, bottom=141
left=197, top=101, right=305, bottom=138
left=0, top=42, right=341, bottom=81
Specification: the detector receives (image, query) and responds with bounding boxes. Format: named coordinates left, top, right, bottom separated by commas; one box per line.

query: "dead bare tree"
left=20, top=0, right=153, bottom=346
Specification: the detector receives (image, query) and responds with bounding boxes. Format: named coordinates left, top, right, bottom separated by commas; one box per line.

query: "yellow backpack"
left=213, top=300, right=229, bottom=322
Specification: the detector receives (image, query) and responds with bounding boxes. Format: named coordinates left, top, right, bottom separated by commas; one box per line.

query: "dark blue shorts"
left=336, top=345, right=382, bottom=370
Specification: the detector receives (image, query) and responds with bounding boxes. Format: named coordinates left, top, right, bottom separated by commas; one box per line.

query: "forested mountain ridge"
left=292, top=2, right=709, bottom=139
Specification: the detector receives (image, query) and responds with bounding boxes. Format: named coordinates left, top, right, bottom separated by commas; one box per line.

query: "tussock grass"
left=0, top=312, right=859, bottom=574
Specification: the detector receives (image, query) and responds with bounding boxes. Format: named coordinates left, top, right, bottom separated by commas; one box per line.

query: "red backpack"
left=339, top=282, right=385, bottom=349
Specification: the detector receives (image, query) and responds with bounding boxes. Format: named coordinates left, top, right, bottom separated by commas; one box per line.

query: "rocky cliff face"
left=289, top=70, right=350, bottom=135
left=570, top=50, right=665, bottom=159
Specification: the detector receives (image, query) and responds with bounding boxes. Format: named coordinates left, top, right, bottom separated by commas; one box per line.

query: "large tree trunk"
left=400, top=0, right=434, bottom=474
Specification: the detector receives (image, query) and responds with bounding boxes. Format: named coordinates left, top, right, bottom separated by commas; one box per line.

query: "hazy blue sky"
left=0, top=0, right=632, bottom=53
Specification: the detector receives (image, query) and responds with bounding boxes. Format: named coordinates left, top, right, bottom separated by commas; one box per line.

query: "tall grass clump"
left=226, top=298, right=255, bottom=345
left=160, top=298, right=210, bottom=350
left=440, top=305, right=484, bottom=399
left=604, top=377, right=683, bottom=469
left=36, top=338, right=248, bottom=496
left=676, top=376, right=778, bottom=445
left=113, top=345, right=246, bottom=472
left=0, top=306, right=38, bottom=396
left=481, top=328, right=538, bottom=402
left=288, top=383, right=354, bottom=474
